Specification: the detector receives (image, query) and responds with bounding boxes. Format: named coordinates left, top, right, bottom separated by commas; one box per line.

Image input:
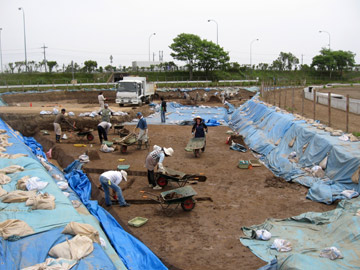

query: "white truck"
left=115, top=77, right=156, bottom=106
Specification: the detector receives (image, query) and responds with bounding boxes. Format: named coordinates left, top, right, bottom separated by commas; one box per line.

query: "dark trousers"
left=97, top=126, right=108, bottom=143
left=147, top=170, right=156, bottom=187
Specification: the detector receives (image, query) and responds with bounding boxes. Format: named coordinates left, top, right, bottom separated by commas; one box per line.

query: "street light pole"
left=319, top=30, right=331, bottom=50
left=148, top=33, right=156, bottom=61
left=18, top=7, right=28, bottom=72
left=250, top=38, right=259, bottom=68
left=0, top=28, right=3, bottom=73
left=207, top=19, right=218, bottom=45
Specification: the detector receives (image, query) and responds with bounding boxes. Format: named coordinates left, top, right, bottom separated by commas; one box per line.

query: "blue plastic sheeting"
left=144, top=102, right=227, bottom=126
left=0, top=117, right=121, bottom=269
left=228, top=96, right=360, bottom=204
left=1, top=227, right=116, bottom=270
left=65, top=168, right=168, bottom=270
left=240, top=197, right=360, bottom=270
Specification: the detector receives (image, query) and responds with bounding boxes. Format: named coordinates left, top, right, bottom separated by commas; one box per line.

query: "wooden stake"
left=328, top=92, right=331, bottom=127
left=346, top=95, right=350, bottom=132
left=301, top=88, right=304, bottom=116
left=313, top=89, right=316, bottom=120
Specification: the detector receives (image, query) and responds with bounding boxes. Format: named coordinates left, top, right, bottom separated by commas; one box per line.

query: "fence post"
left=346, top=95, right=350, bottom=132
left=301, top=88, right=304, bottom=116
left=328, top=92, right=331, bottom=127
left=313, top=89, right=316, bottom=120
left=291, top=84, right=295, bottom=111
left=273, top=83, right=276, bottom=105
left=279, top=89, right=282, bottom=108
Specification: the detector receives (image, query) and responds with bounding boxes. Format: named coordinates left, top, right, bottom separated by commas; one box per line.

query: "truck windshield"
left=117, top=82, right=137, bottom=92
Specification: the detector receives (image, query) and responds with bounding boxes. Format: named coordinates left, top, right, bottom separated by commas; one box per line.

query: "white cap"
left=163, top=147, right=174, bottom=156
left=120, top=170, right=127, bottom=181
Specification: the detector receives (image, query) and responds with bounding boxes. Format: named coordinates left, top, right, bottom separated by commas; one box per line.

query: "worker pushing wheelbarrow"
left=185, top=116, right=208, bottom=158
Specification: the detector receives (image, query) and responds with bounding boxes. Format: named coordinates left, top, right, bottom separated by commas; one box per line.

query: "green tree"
left=83, top=60, right=98, bottom=73
left=47, top=61, right=58, bottom=73
left=15, top=61, right=24, bottom=73
left=271, top=52, right=299, bottom=71
left=257, top=63, right=269, bottom=71
left=169, top=33, right=202, bottom=80
left=8, top=63, right=15, bottom=73
left=197, top=40, right=230, bottom=75
left=311, top=49, right=355, bottom=78
left=104, top=65, right=115, bottom=72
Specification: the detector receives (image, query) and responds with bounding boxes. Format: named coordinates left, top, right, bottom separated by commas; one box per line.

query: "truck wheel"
left=138, top=100, right=143, bottom=107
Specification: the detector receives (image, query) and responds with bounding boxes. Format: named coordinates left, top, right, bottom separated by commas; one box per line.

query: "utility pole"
left=301, top=54, right=303, bottom=66
left=153, top=52, right=156, bottom=62
left=41, top=44, right=48, bottom=72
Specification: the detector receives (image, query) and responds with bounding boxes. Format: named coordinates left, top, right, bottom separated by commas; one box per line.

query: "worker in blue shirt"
left=134, top=112, right=148, bottom=149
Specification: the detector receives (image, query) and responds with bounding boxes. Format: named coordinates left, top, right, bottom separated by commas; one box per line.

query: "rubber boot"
left=56, top=135, right=61, bottom=143
left=137, top=140, right=142, bottom=150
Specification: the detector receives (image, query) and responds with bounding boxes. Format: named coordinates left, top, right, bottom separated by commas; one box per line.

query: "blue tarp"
left=228, top=95, right=360, bottom=204
left=0, top=118, right=120, bottom=269
left=65, top=168, right=168, bottom=270
left=240, top=197, right=360, bottom=270
left=143, top=102, right=228, bottom=126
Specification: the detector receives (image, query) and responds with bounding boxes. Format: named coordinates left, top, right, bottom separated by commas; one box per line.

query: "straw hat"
left=120, top=170, right=128, bottom=181
left=194, top=115, right=202, bottom=121
left=163, top=147, right=174, bottom=156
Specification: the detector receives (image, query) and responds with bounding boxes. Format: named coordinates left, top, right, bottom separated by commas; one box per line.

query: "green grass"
left=1, top=70, right=359, bottom=90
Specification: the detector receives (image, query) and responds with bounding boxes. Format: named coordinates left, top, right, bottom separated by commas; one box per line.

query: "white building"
left=132, top=61, right=163, bottom=71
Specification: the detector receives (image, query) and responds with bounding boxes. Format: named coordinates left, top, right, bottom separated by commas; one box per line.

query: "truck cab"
left=115, top=77, right=155, bottom=106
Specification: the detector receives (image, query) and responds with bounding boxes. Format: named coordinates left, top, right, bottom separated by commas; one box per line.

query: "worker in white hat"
left=145, top=146, right=174, bottom=190
left=99, top=170, right=130, bottom=207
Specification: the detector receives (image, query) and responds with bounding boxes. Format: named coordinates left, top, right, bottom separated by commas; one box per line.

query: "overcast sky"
left=0, top=0, right=359, bottom=70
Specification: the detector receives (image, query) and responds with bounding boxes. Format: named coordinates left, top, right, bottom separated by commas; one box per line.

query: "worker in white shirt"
left=99, top=170, right=130, bottom=207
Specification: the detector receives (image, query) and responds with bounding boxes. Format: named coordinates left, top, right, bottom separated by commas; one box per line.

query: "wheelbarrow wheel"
left=194, top=149, right=200, bottom=158
left=87, top=133, right=94, bottom=141
left=181, top=198, right=196, bottom=211
left=157, top=176, right=168, bottom=187
left=121, top=145, right=127, bottom=153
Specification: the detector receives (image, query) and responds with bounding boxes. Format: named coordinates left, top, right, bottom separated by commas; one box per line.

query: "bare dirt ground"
left=0, top=88, right=347, bottom=270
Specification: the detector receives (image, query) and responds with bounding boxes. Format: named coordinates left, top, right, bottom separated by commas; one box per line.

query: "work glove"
left=158, top=163, right=165, bottom=173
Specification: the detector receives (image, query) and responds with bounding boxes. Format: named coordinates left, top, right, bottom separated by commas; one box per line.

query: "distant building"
left=132, top=61, right=163, bottom=71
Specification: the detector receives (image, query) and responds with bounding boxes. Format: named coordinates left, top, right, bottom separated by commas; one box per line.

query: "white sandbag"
left=25, top=177, right=48, bottom=191
left=271, top=238, right=292, bottom=252
left=351, top=167, right=359, bottom=184
left=57, top=181, right=69, bottom=190
left=255, top=229, right=272, bottom=241
left=0, top=165, right=24, bottom=174
left=288, top=137, right=296, bottom=147
left=22, top=258, right=77, bottom=270
left=26, top=193, right=56, bottom=210
left=0, top=219, right=34, bottom=240
left=16, top=175, right=31, bottom=190
left=319, top=247, right=343, bottom=260
left=0, top=186, right=8, bottom=197
left=319, top=156, right=328, bottom=170
left=49, top=235, right=94, bottom=260
left=0, top=173, right=11, bottom=184
left=100, top=144, right=114, bottom=153
left=62, top=222, right=100, bottom=244
left=1, top=190, right=36, bottom=203
left=341, top=190, right=359, bottom=199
